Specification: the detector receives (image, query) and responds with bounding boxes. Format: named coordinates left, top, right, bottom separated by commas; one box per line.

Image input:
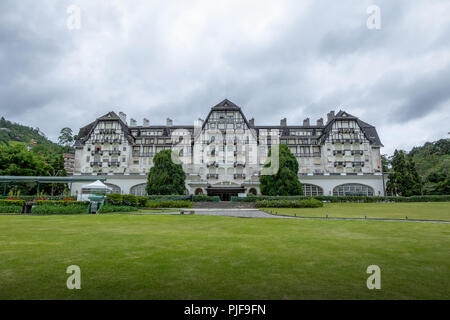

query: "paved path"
left=121, top=209, right=450, bottom=223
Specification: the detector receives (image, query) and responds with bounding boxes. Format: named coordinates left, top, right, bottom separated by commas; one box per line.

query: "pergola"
left=0, top=176, right=107, bottom=197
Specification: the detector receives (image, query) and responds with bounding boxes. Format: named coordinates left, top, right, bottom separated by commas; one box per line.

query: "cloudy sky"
left=1, top=0, right=449, bottom=154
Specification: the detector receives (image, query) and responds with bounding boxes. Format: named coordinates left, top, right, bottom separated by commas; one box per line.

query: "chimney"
left=119, top=112, right=127, bottom=124
left=249, top=118, right=255, bottom=126
left=166, top=118, right=173, bottom=126
left=143, top=118, right=150, bottom=126
left=280, top=118, right=287, bottom=126
left=130, top=118, right=137, bottom=127
left=303, top=118, right=310, bottom=126
left=316, top=118, right=324, bottom=126
left=327, top=111, right=335, bottom=123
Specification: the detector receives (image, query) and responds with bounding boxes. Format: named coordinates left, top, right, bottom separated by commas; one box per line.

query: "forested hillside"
left=0, top=116, right=65, bottom=156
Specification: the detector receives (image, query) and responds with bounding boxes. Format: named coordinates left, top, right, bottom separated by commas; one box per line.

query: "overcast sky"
left=1, top=0, right=449, bottom=154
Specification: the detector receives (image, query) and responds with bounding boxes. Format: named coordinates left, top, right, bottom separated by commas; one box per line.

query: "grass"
left=0, top=213, right=449, bottom=300
left=261, top=202, right=450, bottom=221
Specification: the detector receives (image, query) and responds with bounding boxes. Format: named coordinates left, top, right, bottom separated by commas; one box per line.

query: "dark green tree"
left=146, top=150, right=186, bottom=195
left=259, top=144, right=303, bottom=196
left=387, top=150, right=421, bottom=196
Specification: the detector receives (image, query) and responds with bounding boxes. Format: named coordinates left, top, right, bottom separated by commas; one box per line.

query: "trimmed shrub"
left=144, top=200, right=192, bottom=208
left=122, top=194, right=138, bottom=207
left=0, top=199, right=25, bottom=207
left=98, top=205, right=138, bottom=213
left=0, top=205, right=22, bottom=213
left=147, top=195, right=191, bottom=201
left=233, top=195, right=450, bottom=203
left=30, top=205, right=88, bottom=214
left=255, top=198, right=324, bottom=208
left=35, top=200, right=89, bottom=207
left=105, top=193, right=123, bottom=205
left=192, top=195, right=220, bottom=202
left=136, top=196, right=148, bottom=207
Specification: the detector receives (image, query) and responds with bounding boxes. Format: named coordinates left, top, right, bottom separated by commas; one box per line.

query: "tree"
left=146, top=150, right=186, bottom=195
left=259, top=144, right=303, bottom=196
left=58, top=127, right=74, bottom=146
left=387, top=150, right=421, bottom=196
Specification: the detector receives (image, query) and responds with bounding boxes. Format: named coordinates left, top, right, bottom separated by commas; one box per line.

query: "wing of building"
left=71, top=99, right=385, bottom=199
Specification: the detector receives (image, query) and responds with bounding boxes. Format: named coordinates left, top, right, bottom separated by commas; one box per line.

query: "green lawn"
left=0, top=213, right=449, bottom=300
left=261, top=202, right=450, bottom=221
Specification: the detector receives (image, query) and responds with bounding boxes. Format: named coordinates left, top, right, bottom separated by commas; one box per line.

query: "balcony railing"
left=99, top=129, right=117, bottom=134
left=90, top=161, right=102, bottom=167
left=132, top=152, right=153, bottom=157
left=331, top=139, right=362, bottom=144
left=233, top=174, right=246, bottom=179
left=206, top=161, right=219, bottom=168
left=352, top=161, right=365, bottom=167
left=108, top=161, right=121, bottom=167
left=233, top=162, right=246, bottom=168
left=91, top=150, right=103, bottom=156
left=109, top=150, right=121, bottom=155
left=206, top=174, right=219, bottom=179
left=351, top=150, right=364, bottom=155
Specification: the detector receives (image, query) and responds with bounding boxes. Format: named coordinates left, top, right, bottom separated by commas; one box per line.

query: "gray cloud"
left=0, top=0, right=449, bottom=154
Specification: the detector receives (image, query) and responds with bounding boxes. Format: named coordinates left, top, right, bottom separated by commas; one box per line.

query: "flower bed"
left=30, top=205, right=88, bottom=214
left=233, top=195, right=450, bottom=203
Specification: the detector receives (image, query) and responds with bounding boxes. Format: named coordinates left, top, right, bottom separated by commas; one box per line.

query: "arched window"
left=105, top=183, right=121, bottom=194
left=333, top=183, right=374, bottom=196
left=302, top=184, right=324, bottom=196
left=195, top=188, right=204, bottom=195
left=130, top=183, right=147, bottom=196
left=248, top=188, right=257, bottom=195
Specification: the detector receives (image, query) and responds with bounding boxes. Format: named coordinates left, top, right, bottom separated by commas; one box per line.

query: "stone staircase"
left=193, top=201, right=255, bottom=209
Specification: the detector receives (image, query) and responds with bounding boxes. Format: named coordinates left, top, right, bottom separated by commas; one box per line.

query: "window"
left=130, top=184, right=147, bottom=196
left=123, top=147, right=126, bottom=151
left=333, top=183, right=374, bottom=196
left=303, top=184, right=324, bottom=196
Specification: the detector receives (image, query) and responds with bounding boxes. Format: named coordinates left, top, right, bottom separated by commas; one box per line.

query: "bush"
left=136, top=196, right=148, bottom=207
left=105, top=193, right=123, bottom=205
left=255, top=198, right=324, bottom=208
left=0, top=199, right=25, bottom=207
left=144, top=200, right=192, bottom=208
left=0, top=205, right=22, bottom=213
left=233, top=195, right=450, bottom=203
left=192, top=195, right=220, bottom=202
left=98, top=204, right=138, bottom=213
left=147, top=195, right=191, bottom=201
left=30, top=205, right=88, bottom=214
left=35, top=200, right=89, bottom=206
left=122, top=194, right=138, bottom=207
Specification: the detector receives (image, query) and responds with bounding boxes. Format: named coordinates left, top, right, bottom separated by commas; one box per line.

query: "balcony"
left=334, top=161, right=345, bottom=167
left=352, top=161, right=365, bottom=167
left=207, top=161, right=219, bottom=168
left=233, top=162, right=246, bottom=168
left=99, top=129, right=117, bottom=134
left=206, top=174, right=219, bottom=179
left=109, top=150, right=121, bottom=156
left=333, top=150, right=344, bottom=156
left=90, top=161, right=102, bottom=167
left=351, top=150, right=364, bottom=155
left=132, top=152, right=153, bottom=157
left=108, top=161, right=121, bottom=167
left=337, top=128, right=355, bottom=134
left=331, top=139, right=362, bottom=144
left=233, top=173, right=246, bottom=179
left=91, top=150, right=103, bottom=156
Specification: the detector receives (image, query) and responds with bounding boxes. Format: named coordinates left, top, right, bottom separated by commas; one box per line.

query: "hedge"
left=105, top=194, right=138, bottom=207
left=0, top=205, right=22, bottom=213
left=255, top=198, right=324, bottom=208
left=30, top=205, right=88, bottom=214
left=147, top=195, right=191, bottom=201
left=35, top=200, right=89, bottom=206
left=191, top=195, right=220, bottom=202
left=144, top=200, right=192, bottom=208
left=98, top=204, right=139, bottom=213
left=0, top=199, right=25, bottom=206
left=232, top=195, right=450, bottom=203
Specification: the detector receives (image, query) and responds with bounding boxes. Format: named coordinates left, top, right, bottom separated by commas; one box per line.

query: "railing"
left=352, top=161, right=365, bottom=167
left=206, top=162, right=219, bottom=168
left=90, top=161, right=102, bottom=167
left=233, top=162, right=246, bottom=167
left=109, top=150, right=121, bottom=155
left=233, top=174, right=246, bottom=179
left=351, top=150, right=364, bottom=155
left=206, top=174, right=219, bottom=179
left=91, top=150, right=103, bottom=156
left=108, top=161, right=121, bottom=167
left=99, top=129, right=117, bottom=134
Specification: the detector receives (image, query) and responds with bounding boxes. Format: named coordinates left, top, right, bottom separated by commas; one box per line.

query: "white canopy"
left=81, top=180, right=112, bottom=191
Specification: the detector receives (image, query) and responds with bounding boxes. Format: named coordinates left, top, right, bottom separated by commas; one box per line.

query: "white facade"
left=72, top=99, right=385, bottom=199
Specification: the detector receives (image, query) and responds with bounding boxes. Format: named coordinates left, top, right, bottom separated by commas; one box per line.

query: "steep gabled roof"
left=319, top=110, right=383, bottom=147
left=74, top=111, right=135, bottom=146
left=202, top=99, right=251, bottom=130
